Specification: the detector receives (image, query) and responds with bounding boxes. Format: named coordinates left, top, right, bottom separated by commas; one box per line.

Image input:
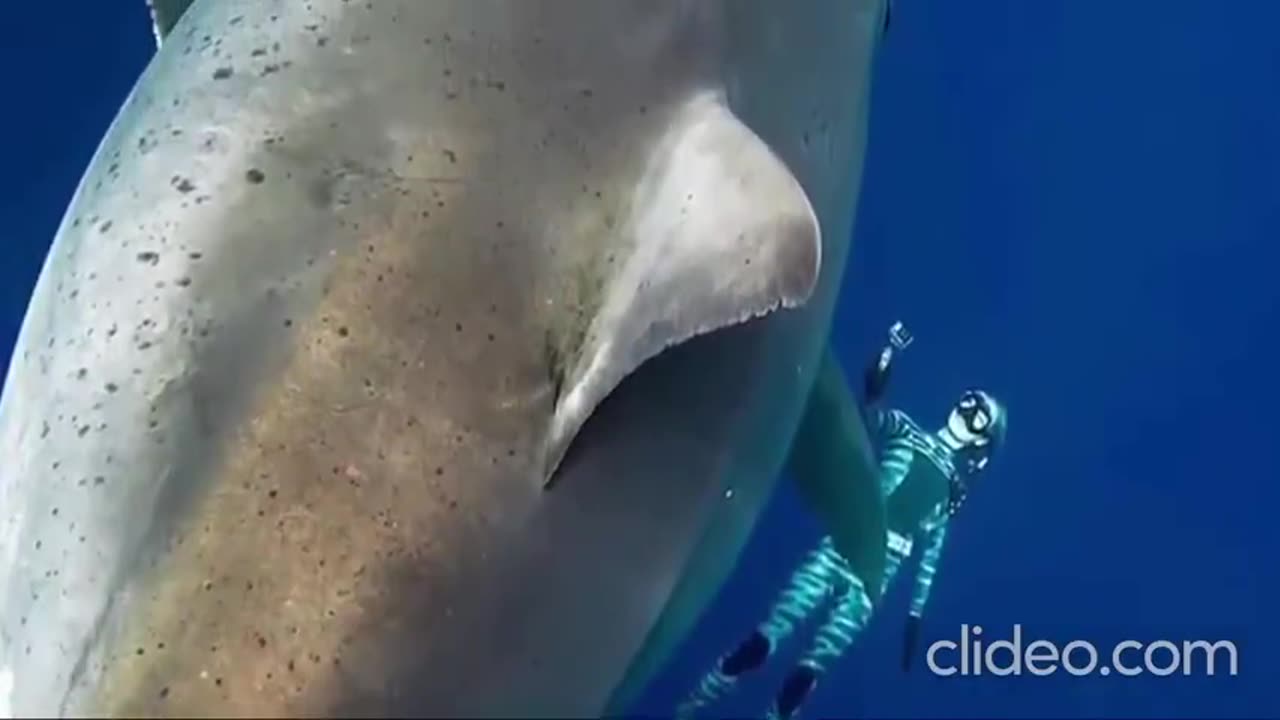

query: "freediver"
left=675, top=322, right=1009, bottom=720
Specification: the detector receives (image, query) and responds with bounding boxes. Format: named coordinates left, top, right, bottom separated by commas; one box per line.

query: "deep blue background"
left=3, top=3, right=1276, bottom=718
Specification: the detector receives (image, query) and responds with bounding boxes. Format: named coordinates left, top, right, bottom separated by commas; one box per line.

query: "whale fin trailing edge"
left=145, top=0, right=197, bottom=46
left=542, top=92, right=821, bottom=488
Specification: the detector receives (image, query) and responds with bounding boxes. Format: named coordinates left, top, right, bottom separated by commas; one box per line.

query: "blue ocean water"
left=3, top=3, right=1275, bottom=719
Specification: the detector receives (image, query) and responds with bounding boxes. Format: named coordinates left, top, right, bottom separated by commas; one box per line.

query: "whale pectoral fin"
left=542, top=92, right=821, bottom=488
left=146, top=0, right=198, bottom=46
left=788, top=346, right=889, bottom=604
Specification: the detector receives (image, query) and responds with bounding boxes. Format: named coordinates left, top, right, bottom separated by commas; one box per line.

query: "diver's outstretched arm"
left=903, top=521, right=949, bottom=670
left=863, top=345, right=894, bottom=406
left=864, top=321, right=912, bottom=407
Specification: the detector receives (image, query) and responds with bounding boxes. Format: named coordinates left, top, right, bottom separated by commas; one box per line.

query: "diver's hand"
left=865, top=346, right=893, bottom=405
left=888, top=321, right=914, bottom=351
left=876, top=346, right=893, bottom=373
left=902, top=616, right=921, bottom=672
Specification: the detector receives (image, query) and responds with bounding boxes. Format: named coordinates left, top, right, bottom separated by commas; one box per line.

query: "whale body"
left=0, top=0, right=888, bottom=716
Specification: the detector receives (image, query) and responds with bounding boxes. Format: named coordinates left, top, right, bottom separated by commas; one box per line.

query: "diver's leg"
left=676, top=537, right=840, bottom=718
left=765, top=539, right=913, bottom=720
left=767, top=567, right=874, bottom=720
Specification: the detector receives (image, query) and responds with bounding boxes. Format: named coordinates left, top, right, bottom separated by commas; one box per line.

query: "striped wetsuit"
left=677, top=408, right=958, bottom=720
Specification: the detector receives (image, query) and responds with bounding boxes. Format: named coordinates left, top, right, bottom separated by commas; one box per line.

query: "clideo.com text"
left=926, top=624, right=1238, bottom=677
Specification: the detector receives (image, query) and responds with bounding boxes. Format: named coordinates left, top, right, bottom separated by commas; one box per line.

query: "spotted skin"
left=0, top=0, right=892, bottom=716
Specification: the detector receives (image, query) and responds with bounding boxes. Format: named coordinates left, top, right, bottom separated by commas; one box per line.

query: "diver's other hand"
left=888, top=320, right=913, bottom=351
left=902, top=615, right=921, bottom=672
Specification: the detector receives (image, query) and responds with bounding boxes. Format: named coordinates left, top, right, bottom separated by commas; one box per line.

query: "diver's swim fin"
left=787, top=345, right=889, bottom=604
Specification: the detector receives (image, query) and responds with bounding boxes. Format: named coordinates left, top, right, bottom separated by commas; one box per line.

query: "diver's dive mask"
left=948, top=391, right=995, bottom=445
left=946, top=389, right=1006, bottom=474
